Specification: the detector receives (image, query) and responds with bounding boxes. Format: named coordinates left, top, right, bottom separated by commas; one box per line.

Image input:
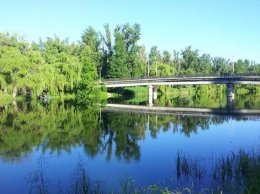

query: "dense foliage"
left=1, top=24, right=260, bottom=101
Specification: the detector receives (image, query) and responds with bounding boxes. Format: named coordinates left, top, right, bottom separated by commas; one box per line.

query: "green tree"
left=105, top=23, right=142, bottom=78
left=40, top=36, right=82, bottom=97
left=148, top=46, right=161, bottom=76
left=212, top=57, right=230, bottom=75
left=0, top=46, right=30, bottom=97
left=235, top=59, right=250, bottom=74
left=162, top=50, right=171, bottom=65
left=198, top=54, right=213, bottom=75
left=100, top=23, right=113, bottom=78
left=76, top=27, right=105, bottom=104
left=82, top=27, right=101, bottom=51
left=181, top=46, right=199, bottom=74
left=107, top=26, right=129, bottom=78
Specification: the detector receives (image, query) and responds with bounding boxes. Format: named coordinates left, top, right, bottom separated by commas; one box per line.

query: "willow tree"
left=0, top=46, right=30, bottom=98
left=21, top=48, right=48, bottom=96
left=39, top=36, right=82, bottom=96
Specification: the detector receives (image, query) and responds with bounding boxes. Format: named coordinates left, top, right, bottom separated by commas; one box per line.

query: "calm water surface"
left=0, top=100, right=259, bottom=193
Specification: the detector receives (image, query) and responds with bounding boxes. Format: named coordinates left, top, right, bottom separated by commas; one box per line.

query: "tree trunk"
left=12, top=86, right=17, bottom=98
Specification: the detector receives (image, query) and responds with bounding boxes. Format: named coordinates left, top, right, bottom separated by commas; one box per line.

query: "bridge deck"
left=103, top=104, right=260, bottom=118
left=103, top=76, right=260, bottom=87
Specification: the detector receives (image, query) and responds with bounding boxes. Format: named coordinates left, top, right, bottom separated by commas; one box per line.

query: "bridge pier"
left=148, top=85, right=157, bottom=106
left=227, top=84, right=234, bottom=109
left=227, top=84, right=234, bottom=98
left=148, top=85, right=153, bottom=106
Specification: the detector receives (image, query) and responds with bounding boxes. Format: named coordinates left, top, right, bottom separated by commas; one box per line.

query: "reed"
left=176, top=152, right=206, bottom=180
left=211, top=148, right=260, bottom=193
left=24, top=146, right=260, bottom=194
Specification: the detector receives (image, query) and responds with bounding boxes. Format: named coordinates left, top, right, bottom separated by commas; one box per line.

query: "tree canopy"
left=0, top=24, right=259, bottom=100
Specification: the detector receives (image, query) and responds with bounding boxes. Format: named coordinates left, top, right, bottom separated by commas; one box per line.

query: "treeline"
left=1, top=23, right=260, bottom=99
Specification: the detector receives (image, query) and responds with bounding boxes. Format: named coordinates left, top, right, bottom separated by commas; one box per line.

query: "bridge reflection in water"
left=102, top=104, right=260, bottom=120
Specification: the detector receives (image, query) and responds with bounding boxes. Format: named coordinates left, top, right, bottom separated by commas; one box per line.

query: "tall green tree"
left=212, top=57, right=230, bottom=75
left=106, top=23, right=142, bottom=78
left=181, top=46, right=199, bottom=74
left=82, top=26, right=101, bottom=52
left=40, top=36, right=82, bottom=96
left=76, top=27, right=104, bottom=104
left=198, top=54, right=213, bottom=75
left=100, top=23, right=113, bottom=78
left=235, top=59, right=250, bottom=74
left=0, top=46, right=30, bottom=97
left=107, top=26, right=129, bottom=78
left=148, top=46, right=161, bottom=76
left=162, top=50, right=171, bottom=65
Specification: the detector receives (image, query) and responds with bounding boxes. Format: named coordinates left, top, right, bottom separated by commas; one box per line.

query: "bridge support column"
left=148, top=85, right=153, bottom=106
left=227, top=84, right=234, bottom=98
left=153, top=86, right=157, bottom=100
left=153, top=86, right=157, bottom=106
left=227, top=84, right=235, bottom=109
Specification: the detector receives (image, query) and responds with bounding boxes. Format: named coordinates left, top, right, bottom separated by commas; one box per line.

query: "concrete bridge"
left=103, top=75, right=260, bottom=106
left=102, top=104, right=260, bottom=120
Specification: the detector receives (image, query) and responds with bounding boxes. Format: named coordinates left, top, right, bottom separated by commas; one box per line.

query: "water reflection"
left=109, top=88, right=260, bottom=109
left=1, top=100, right=260, bottom=162
left=0, top=100, right=260, bottom=193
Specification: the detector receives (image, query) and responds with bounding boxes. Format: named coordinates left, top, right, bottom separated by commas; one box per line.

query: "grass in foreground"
left=25, top=146, right=260, bottom=194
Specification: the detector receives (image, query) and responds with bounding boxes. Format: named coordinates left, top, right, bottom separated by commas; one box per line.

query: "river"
left=0, top=97, right=259, bottom=193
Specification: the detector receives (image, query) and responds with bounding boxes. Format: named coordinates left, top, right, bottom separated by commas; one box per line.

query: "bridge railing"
left=103, top=73, right=260, bottom=82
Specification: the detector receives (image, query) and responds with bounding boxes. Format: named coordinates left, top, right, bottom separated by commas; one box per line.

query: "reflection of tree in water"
left=178, top=116, right=211, bottom=137
left=0, top=101, right=232, bottom=162
left=102, top=112, right=142, bottom=161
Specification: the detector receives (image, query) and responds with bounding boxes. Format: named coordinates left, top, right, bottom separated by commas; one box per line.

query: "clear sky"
left=1, top=0, right=260, bottom=63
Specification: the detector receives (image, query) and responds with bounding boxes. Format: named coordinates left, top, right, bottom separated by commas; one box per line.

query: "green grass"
left=123, top=86, right=148, bottom=96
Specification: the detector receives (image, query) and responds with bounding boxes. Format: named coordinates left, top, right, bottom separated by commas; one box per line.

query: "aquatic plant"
left=24, top=156, right=51, bottom=194
left=210, top=148, right=260, bottom=193
left=23, top=146, right=260, bottom=194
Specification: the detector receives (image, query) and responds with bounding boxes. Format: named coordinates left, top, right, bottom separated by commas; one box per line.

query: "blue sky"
left=1, top=0, right=260, bottom=63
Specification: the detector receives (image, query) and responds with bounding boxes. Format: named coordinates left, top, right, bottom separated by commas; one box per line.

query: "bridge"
left=104, top=75, right=260, bottom=87
left=103, top=75, right=260, bottom=106
left=102, top=104, right=260, bottom=120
